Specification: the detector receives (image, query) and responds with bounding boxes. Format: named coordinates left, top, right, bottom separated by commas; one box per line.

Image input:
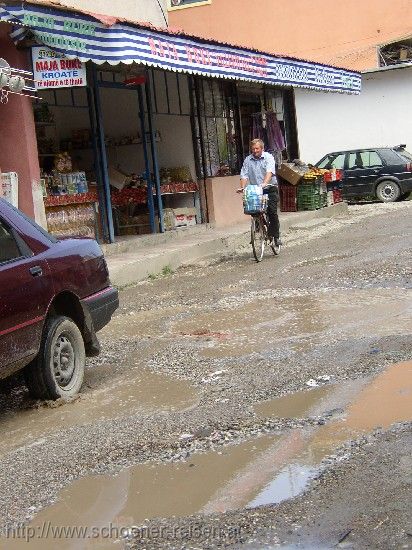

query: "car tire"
left=24, top=315, right=85, bottom=400
left=375, top=181, right=401, bottom=202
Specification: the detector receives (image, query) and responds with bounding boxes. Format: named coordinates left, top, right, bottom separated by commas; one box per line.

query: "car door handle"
left=29, top=266, right=43, bottom=277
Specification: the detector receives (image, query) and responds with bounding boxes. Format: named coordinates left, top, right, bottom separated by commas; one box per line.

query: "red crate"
left=280, top=184, right=298, bottom=212
left=332, top=189, right=343, bottom=203
left=324, top=169, right=344, bottom=182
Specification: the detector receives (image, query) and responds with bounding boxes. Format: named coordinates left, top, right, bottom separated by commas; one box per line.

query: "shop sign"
left=31, top=46, right=87, bottom=89
left=1, top=4, right=361, bottom=94
left=167, top=0, right=212, bottom=10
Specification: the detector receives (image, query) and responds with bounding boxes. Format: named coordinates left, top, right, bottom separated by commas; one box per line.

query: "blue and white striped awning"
left=0, top=2, right=361, bottom=94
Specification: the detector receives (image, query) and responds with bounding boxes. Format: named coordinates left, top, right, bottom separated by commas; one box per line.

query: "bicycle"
left=250, top=210, right=281, bottom=262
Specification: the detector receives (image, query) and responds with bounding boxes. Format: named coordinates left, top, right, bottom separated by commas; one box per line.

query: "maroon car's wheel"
left=24, top=316, right=85, bottom=400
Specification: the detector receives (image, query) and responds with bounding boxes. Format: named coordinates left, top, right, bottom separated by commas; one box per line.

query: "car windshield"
left=317, top=153, right=345, bottom=170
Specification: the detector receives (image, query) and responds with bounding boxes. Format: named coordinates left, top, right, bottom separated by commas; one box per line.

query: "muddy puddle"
left=0, top=366, right=199, bottom=456
left=255, top=385, right=335, bottom=419
left=7, top=361, right=410, bottom=549
left=173, top=290, right=411, bottom=358
left=102, top=306, right=184, bottom=338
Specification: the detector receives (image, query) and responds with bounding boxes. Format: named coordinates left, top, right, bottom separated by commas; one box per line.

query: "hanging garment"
left=250, top=112, right=266, bottom=145
left=266, top=111, right=286, bottom=152
left=250, top=112, right=286, bottom=153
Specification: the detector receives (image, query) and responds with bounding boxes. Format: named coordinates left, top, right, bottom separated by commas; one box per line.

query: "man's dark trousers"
left=264, top=186, right=280, bottom=239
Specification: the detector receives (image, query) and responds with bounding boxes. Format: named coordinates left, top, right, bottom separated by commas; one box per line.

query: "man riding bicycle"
left=237, top=138, right=281, bottom=247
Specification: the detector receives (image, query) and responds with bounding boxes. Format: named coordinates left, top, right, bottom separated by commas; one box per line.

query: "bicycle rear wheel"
left=251, top=215, right=265, bottom=262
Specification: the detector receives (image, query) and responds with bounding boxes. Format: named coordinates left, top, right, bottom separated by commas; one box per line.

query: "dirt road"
left=0, top=202, right=411, bottom=550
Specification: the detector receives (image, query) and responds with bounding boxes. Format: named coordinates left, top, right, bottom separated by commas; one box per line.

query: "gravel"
left=0, top=202, right=410, bottom=548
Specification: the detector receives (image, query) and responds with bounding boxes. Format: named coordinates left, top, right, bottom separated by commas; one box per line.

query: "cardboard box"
left=164, top=207, right=197, bottom=230
left=277, top=163, right=307, bottom=186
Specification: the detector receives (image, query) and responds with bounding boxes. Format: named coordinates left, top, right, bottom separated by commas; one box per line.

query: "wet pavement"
left=0, top=202, right=411, bottom=550
left=17, top=360, right=410, bottom=550
left=0, top=365, right=199, bottom=456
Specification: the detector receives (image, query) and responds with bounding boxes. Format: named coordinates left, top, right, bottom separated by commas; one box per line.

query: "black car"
left=315, top=145, right=412, bottom=202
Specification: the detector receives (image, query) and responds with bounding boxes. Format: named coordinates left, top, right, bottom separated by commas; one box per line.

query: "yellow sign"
left=167, top=0, right=211, bottom=10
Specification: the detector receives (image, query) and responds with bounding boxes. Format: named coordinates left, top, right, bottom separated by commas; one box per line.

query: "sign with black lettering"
left=32, top=46, right=87, bottom=89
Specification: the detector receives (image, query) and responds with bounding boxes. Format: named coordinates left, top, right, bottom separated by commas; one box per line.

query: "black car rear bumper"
left=82, top=286, right=119, bottom=333
left=399, top=177, right=412, bottom=194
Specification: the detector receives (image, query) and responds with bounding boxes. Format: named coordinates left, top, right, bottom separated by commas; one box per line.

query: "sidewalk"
left=103, top=202, right=348, bottom=287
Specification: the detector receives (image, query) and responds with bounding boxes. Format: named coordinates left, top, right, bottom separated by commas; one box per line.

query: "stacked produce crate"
left=277, top=162, right=344, bottom=212
left=324, top=169, right=344, bottom=205
left=297, top=172, right=324, bottom=211
left=279, top=184, right=298, bottom=212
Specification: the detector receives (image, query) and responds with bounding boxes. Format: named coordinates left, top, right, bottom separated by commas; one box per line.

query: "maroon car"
left=0, top=198, right=118, bottom=400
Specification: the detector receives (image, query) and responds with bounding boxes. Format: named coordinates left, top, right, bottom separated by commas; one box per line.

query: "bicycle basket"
left=243, top=185, right=267, bottom=214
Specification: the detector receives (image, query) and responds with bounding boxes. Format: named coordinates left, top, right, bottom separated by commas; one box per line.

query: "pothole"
left=0, top=366, right=199, bottom=456
left=11, top=361, right=411, bottom=548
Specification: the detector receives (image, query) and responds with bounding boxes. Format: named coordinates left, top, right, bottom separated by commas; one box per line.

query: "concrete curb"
left=106, top=202, right=348, bottom=288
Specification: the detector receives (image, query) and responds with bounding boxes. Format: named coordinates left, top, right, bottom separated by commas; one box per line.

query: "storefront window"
left=192, top=78, right=241, bottom=178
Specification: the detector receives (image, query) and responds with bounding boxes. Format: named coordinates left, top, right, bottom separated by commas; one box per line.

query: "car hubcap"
left=382, top=185, right=396, bottom=199
left=53, top=335, right=75, bottom=387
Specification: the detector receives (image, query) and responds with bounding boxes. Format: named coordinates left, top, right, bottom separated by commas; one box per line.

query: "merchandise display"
left=108, top=165, right=198, bottom=235
left=33, top=84, right=200, bottom=239
left=39, top=149, right=97, bottom=239
left=279, top=167, right=344, bottom=212
left=46, top=203, right=96, bottom=239
left=0, top=172, right=18, bottom=207
left=163, top=207, right=197, bottom=230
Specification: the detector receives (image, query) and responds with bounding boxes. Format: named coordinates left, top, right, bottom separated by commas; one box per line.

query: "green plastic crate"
left=297, top=195, right=321, bottom=210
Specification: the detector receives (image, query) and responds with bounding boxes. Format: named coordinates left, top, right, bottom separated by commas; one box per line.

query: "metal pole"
left=194, top=77, right=209, bottom=224
left=91, top=65, right=115, bottom=243
left=137, top=85, right=156, bottom=234
left=86, top=82, right=108, bottom=243
left=234, top=82, right=244, bottom=172
left=144, top=75, right=164, bottom=233
left=87, top=64, right=110, bottom=242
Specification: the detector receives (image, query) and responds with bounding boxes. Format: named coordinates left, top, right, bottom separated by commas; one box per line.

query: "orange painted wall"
left=169, top=0, right=412, bottom=70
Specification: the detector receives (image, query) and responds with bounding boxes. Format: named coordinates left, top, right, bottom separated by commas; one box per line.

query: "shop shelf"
left=44, top=192, right=98, bottom=207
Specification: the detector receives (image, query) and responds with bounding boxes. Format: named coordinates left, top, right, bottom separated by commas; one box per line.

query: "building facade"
left=0, top=1, right=360, bottom=242
left=168, top=0, right=412, bottom=71
left=170, top=0, right=412, bottom=167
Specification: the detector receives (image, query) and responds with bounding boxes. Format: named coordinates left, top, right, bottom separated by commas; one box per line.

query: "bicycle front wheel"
left=251, top=215, right=265, bottom=262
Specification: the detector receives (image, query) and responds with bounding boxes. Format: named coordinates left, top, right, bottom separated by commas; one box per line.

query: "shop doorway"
left=33, top=64, right=201, bottom=243
left=237, top=83, right=295, bottom=165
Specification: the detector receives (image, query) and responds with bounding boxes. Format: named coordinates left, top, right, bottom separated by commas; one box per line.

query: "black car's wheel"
left=24, top=316, right=85, bottom=400
left=375, top=181, right=400, bottom=202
